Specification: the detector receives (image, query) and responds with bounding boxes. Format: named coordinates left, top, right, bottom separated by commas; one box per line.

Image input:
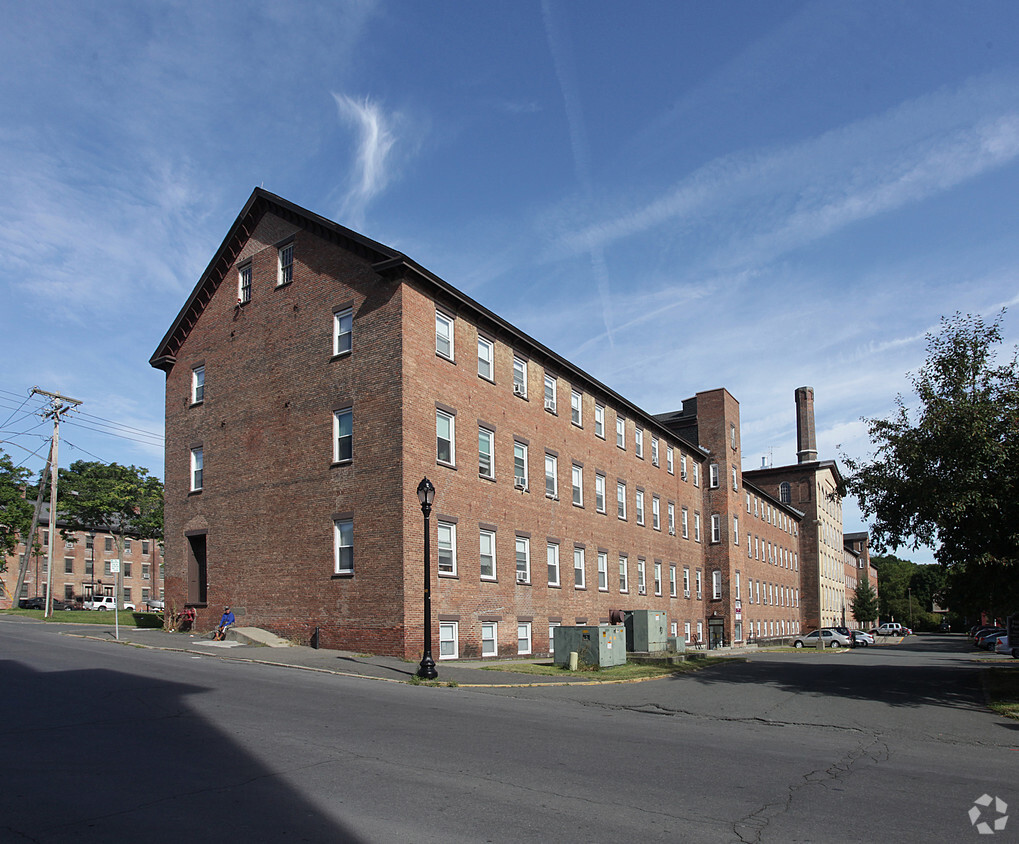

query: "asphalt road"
left=1, top=621, right=1014, bottom=843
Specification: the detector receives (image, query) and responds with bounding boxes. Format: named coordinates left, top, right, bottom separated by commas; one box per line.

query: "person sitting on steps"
left=214, top=606, right=235, bottom=641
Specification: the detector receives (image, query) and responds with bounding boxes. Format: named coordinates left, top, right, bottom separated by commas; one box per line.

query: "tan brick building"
left=151, top=189, right=813, bottom=659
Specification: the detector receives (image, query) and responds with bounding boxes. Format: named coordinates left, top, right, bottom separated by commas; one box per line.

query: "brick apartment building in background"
left=1, top=505, right=164, bottom=610
left=149, top=189, right=850, bottom=660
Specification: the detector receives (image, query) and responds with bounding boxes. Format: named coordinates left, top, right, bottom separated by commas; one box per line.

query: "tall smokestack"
left=795, top=386, right=817, bottom=464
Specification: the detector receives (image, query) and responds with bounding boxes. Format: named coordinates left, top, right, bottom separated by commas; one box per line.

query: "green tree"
left=0, top=449, right=34, bottom=562
left=844, top=311, right=1019, bottom=619
left=851, top=579, right=879, bottom=627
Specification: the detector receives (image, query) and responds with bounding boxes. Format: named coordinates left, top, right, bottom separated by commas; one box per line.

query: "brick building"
left=2, top=507, right=164, bottom=610
left=151, top=189, right=812, bottom=659
left=844, top=531, right=879, bottom=626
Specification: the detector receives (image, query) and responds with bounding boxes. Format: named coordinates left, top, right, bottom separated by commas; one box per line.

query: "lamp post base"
left=417, top=655, right=438, bottom=680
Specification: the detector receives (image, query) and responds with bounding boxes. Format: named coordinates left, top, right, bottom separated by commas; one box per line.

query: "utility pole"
left=30, top=388, right=82, bottom=618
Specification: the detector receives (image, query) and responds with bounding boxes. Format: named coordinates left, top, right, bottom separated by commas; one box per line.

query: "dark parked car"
left=18, top=596, right=46, bottom=610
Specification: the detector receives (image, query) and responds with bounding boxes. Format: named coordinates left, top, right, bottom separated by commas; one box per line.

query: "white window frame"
left=712, top=569, right=722, bottom=600
left=680, top=453, right=688, bottom=481
left=669, top=564, right=677, bottom=598
left=635, top=428, right=644, bottom=458
left=668, top=502, right=675, bottom=535
left=595, top=473, right=606, bottom=513
left=616, top=416, right=625, bottom=449
left=544, top=374, right=557, bottom=413
left=573, top=546, right=585, bottom=589
left=635, top=490, right=645, bottom=525
left=437, top=521, right=456, bottom=576
left=481, top=622, right=498, bottom=657
left=694, top=512, right=701, bottom=543
left=667, top=446, right=674, bottom=474
left=515, top=536, right=530, bottom=583
left=733, top=515, right=739, bottom=545
left=681, top=507, right=689, bottom=539
left=684, top=621, right=691, bottom=643
left=545, top=453, right=558, bottom=499
left=693, top=463, right=700, bottom=487
left=238, top=263, right=252, bottom=304
left=439, top=621, right=459, bottom=660
left=333, top=307, right=352, bottom=356
left=480, top=528, right=496, bottom=581
left=436, top=410, right=455, bottom=466
left=617, top=481, right=626, bottom=519
left=571, top=389, right=582, bottom=426
left=619, top=555, right=629, bottom=593
left=598, top=551, right=608, bottom=591
left=190, top=447, right=203, bottom=492
left=333, top=408, right=353, bottom=463
left=513, top=441, right=528, bottom=489
left=191, top=366, right=204, bottom=404
left=683, top=566, right=690, bottom=598
left=652, top=495, right=660, bottom=530
left=732, top=465, right=739, bottom=491
left=594, top=403, right=605, bottom=438
left=696, top=570, right=703, bottom=600
left=571, top=464, right=583, bottom=506
left=637, top=559, right=646, bottom=595
left=513, top=355, right=527, bottom=397
left=709, top=463, right=720, bottom=489
left=517, top=622, right=532, bottom=655
left=435, top=310, right=454, bottom=360
left=546, top=542, right=560, bottom=587
left=334, top=518, right=353, bottom=574
left=477, top=336, right=494, bottom=380
left=548, top=622, right=560, bottom=655
left=478, top=427, right=494, bottom=478
left=277, top=241, right=293, bottom=286
left=654, top=561, right=662, bottom=596
left=711, top=513, right=721, bottom=543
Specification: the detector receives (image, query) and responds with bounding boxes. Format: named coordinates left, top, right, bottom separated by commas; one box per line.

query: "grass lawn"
left=985, top=665, right=1019, bottom=719
left=1, top=608, right=165, bottom=628
left=479, top=656, right=735, bottom=681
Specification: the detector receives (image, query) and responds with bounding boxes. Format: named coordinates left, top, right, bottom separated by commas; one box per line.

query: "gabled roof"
left=148, top=189, right=708, bottom=459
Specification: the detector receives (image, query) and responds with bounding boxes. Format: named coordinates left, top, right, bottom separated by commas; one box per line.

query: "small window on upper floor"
left=277, top=241, right=294, bottom=286
left=544, top=374, right=557, bottom=413
left=190, top=447, right=203, bottom=492
left=238, top=264, right=252, bottom=304
left=435, top=310, right=454, bottom=360
left=570, top=389, right=582, bottom=426
left=616, top=416, right=625, bottom=449
left=594, top=403, right=605, bottom=438
left=334, top=408, right=352, bottom=463
left=780, top=482, right=791, bottom=504
left=635, top=428, right=644, bottom=458
left=334, top=307, right=353, bottom=356
left=513, top=355, right=527, bottom=397
left=478, top=336, right=494, bottom=380
left=191, top=366, right=205, bottom=404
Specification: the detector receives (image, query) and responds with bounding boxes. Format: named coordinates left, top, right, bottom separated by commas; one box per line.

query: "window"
left=780, top=482, right=791, bottom=504
left=478, top=336, right=494, bottom=380
left=684, top=621, right=691, bottom=643
left=694, top=512, right=701, bottom=542
left=635, top=490, right=645, bottom=525
left=667, top=446, right=674, bottom=474
left=598, top=551, right=608, bottom=591
left=478, top=427, right=494, bottom=478
left=545, top=454, right=558, bottom=499
left=277, top=241, right=293, bottom=286
left=732, top=465, right=739, bottom=491
left=637, top=559, right=646, bottom=594
left=517, top=622, right=532, bottom=655
left=680, top=454, right=688, bottom=481
left=696, top=621, right=703, bottom=644
left=438, top=521, right=456, bottom=576
left=573, top=547, right=585, bottom=589
left=334, top=307, right=352, bottom=356
left=334, top=409, right=352, bottom=463
left=190, top=447, right=203, bottom=492
left=105, top=536, right=112, bottom=552
left=695, top=570, right=702, bottom=600
left=733, top=515, right=739, bottom=544
left=730, top=422, right=737, bottom=450
left=594, top=403, right=605, bottom=438
left=619, top=555, right=629, bottom=592
left=652, top=496, right=660, bottom=530
left=571, top=464, right=583, bottom=506
left=480, top=529, right=496, bottom=580
left=548, top=622, right=560, bottom=655
left=683, top=566, right=691, bottom=597
left=334, top=518, right=353, bottom=574
left=513, top=441, right=528, bottom=489
left=617, top=481, right=626, bottom=519
left=436, top=410, right=455, bottom=465
left=635, top=428, right=644, bottom=458
left=436, top=310, right=454, bottom=359
left=124, top=538, right=132, bottom=555
left=692, top=463, right=700, bottom=487
left=651, top=437, right=659, bottom=466
left=513, top=356, right=527, bottom=396
left=515, top=536, right=530, bottom=582
left=482, top=622, right=498, bottom=657
left=123, top=561, right=132, bottom=578
left=571, top=389, right=582, bottom=426
left=544, top=374, right=557, bottom=412
left=669, top=564, right=677, bottom=597
left=654, top=561, right=662, bottom=596
left=439, top=621, right=459, bottom=660
left=709, top=463, right=719, bottom=488
left=616, top=416, right=625, bottom=448
left=64, top=557, right=73, bottom=574
left=192, top=366, right=204, bottom=404
left=238, top=263, right=251, bottom=303
left=710, top=514, right=721, bottom=543
left=712, top=570, right=722, bottom=600
left=668, top=501, right=675, bottom=534
left=681, top=507, right=689, bottom=538
left=547, top=542, right=560, bottom=587
left=595, top=473, right=606, bottom=513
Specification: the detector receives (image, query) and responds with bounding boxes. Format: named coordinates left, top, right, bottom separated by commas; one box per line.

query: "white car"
left=875, top=623, right=904, bottom=636
left=793, top=628, right=852, bottom=649
left=83, top=596, right=134, bottom=611
left=851, top=630, right=874, bottom=646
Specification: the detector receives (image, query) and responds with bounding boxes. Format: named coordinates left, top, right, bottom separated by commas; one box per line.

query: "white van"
left=84, top=596, right=134, bottom=611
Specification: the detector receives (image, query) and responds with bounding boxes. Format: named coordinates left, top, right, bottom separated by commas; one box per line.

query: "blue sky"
left=3, top=1, right=1019, bottom=563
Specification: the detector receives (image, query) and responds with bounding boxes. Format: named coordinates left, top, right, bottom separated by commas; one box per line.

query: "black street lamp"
left=417, top=477, right=437, bottom=680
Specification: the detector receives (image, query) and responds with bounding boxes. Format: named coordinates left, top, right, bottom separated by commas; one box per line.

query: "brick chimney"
left=795, top=386, right=817, bottom=464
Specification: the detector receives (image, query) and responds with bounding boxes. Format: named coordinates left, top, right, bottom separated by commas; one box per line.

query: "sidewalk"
left=62, top=623, right=600, bottom=687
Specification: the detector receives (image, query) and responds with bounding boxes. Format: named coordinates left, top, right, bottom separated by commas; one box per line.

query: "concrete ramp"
left=226, top=627, right=292, bottom=648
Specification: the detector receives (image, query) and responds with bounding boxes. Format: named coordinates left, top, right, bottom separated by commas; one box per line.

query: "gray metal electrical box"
left=625, top=609, right=668, bottom=653
left=553, top=625, right=627, bottom=668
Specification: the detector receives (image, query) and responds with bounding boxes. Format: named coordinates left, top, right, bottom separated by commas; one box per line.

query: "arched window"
left=779, top=482, right=791, bottom=504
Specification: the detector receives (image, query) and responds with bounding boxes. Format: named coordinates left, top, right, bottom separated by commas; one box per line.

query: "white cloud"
left=332, top=94, right=399, bottom=229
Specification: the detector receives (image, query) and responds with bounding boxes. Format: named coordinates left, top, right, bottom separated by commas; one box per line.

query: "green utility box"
left=625, top=609, right=668, bottom=652
left=553, top=625, right=627, bottom=668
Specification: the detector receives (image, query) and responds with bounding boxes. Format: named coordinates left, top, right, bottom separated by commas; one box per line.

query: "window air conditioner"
left=516, top=572, right=528, bottom=584
left=514, top=478, right=527, bottom=490
left=544, top=398, right=556, bottom=411
left=669, top=528, right=676, bottom=536
left=638, top=586, right=646, bottom=595
left=513, top=383, right=526, bottom=397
